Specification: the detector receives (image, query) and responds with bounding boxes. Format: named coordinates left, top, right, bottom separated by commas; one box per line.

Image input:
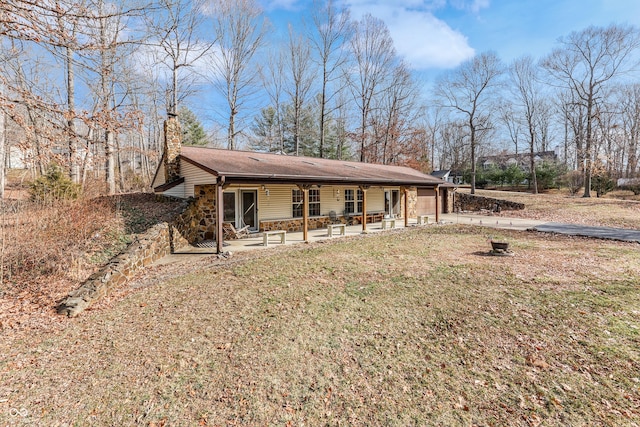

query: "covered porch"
left=169, top=216, right=434, bottom=257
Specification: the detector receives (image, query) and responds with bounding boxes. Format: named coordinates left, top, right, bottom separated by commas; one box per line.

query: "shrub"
left=504, top=163, right=526, bottom=187
left=560, top=170, right=583, bottom=195
left=535, top=161, right=566, bottom=191
left=29, top=164, right=81, bottom=202
left=619, top=184, right=640, bottom=195
left=464, top=168, right=489, bottom=188
left=591, top=172, right=615, bottom=197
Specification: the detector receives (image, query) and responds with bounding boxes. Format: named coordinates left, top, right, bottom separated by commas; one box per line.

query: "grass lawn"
left=1, top=224, right=639, bottom=426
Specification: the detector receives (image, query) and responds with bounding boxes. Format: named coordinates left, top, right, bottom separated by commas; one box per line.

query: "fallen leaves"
left=526, top=354, right=550, bottom=370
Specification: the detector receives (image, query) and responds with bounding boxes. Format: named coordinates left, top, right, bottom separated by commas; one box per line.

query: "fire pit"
left=491, top=241, right=509, bottom=251
left=489, top=240, right=513, bottom=256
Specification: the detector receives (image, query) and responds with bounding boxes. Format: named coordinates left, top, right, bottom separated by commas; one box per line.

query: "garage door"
left=416, top=188, right=437, bottom=214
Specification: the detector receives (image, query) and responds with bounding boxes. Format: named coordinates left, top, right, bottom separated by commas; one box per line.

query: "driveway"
left=532, top=223, right=640, bottom=243
left=440, top=213, right=640, bottom=243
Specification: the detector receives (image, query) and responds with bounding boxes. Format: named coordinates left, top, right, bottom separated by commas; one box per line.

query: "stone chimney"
left=163, top=114, right=181, bottom=182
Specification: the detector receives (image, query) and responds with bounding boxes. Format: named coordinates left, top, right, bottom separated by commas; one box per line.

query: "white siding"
left=151, top=163, right=166, bottom=189
left=368, top=188, right=386, bottom=212
left=163, top=183, right=186, bottom=198
left=182, top=161, right=217, bottom=198
left=255, top=184, right=390, bottom=221
left=321, top=186, right=347, bottom=215
left=258, top=184, right=294, bottom=220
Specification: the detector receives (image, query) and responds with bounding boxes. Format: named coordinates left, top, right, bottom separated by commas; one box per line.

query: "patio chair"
left=343, top=210, right=354, bottom=226
left=329, top=210, right=341, bottom=224
left=222, top=222, right=250, bottom=240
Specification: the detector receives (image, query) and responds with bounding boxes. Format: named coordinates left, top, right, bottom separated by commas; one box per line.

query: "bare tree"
left=617, top=84, right=640, bottom=177
left=146, top=0, right=214, bottom=116
left=1, top=1, right=87, bottom=182
left=422, top=105, right=443, bottom=170
left=348, top=14, right=396, bottom=162
left=285, top=25, right=316, bottom=156
left=435, top=51, right=504, bottom=194
left=438, top=119, right=470, bottom=173
left=375, top=61, right=421, bottom=165
left=0, top=83, right=5, bottom=199
left=209, top=0, right=267, bottom=150
left=260, top=49, right=286, bottom=152
left=310, top=0, right=351, bottom=158
left=542, top=24, right=640, bottom=197
left=510, top=55, right=542, bottom=193
left=2, top=43, right=63, bottom=176
left=499, top=103, right=521, bottom=156
left=82, top=0, right=145, bottom=194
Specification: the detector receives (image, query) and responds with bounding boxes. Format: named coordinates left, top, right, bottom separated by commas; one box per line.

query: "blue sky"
left=262, top=0, right=640, bottom=75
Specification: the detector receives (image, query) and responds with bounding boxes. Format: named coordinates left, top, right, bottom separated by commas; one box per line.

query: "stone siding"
left=163, top=116, right=181, bottom=182
left=406, top=188, right=417, bottom=218
left=261, top=216, right=333, bottom=232
left=454, top=192, right=524, bottom=212
left=192, top=184, right=217, bottom=241
left=168, top=185, right=218, bottom=245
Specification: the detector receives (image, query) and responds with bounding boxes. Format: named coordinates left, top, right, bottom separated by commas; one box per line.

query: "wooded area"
left=1, top=0, right=640, bottom=197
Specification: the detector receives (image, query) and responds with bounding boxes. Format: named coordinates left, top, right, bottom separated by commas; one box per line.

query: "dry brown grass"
left=1, top=220, right=639, bottom=425
left=467, top=188, right=640, bottom=230
left=0, top=193, right=185, bottom=330
left=1, top=189, right=639, bottom=425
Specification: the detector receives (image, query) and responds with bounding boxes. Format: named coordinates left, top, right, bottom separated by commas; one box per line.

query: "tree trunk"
left=530, top=131, right=538, bottom=194
left=470, top=123, right=476, bottom=195
left=66, top=44, right=79, bottom=184
left=0, top=106, right=5, bottom=200
left=228, top=109, right=235, bottom=150
left=115, top=133, right=126, bottom=191
left=105, top=129, right=116, bottom=195
left=583, top=97, right=594, bottom=198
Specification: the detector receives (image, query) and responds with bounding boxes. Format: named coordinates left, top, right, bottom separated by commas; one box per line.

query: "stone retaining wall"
left=454, top=193, right=524, bottom=212
left=58, top=219, right=191, bottom=318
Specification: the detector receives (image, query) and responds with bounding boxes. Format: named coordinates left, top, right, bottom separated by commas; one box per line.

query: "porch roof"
left=179, top=146, right=445, bottom=187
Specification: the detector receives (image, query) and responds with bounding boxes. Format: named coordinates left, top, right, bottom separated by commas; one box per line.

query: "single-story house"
left=479, top=150, right=559, bottom=172
left=152, top=117, right=453, bottom=253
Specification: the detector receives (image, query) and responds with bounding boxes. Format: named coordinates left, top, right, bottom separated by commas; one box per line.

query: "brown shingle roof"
left=179, top=147, right=445, bottom=187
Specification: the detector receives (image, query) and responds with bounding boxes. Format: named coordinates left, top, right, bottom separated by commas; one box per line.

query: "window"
left=344, top=189, right=363, bottom=214
left=223, top=192, right=236, bottom=225
left=292, top=189, right=303, bottom=218
left=308, top=189, right=320, bottom=216
left=292, top=189, right=321, bottom=217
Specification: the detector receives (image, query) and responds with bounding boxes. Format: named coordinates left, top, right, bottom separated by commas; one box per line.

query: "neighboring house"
left=431, top=170, right=451, bottom=182
left=479, top=150, right=558, bottom=172
left=152, top=117, right=453, bottom=253
left=7, top=145, right=28, bottom=169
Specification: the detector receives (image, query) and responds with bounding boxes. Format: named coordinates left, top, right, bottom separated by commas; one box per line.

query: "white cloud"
left=344, top=1, right=476, bottom=70
left=261, top=0, right=300, bottom=11
left=450, top=0, right=489, bottom=13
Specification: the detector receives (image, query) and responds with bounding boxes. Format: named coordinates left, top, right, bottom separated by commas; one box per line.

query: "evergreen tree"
left=249, top=106, right=282, bottom=152
left=282, top=103, right=319, bottom=156
left=179, top=106, right=208, bottom=146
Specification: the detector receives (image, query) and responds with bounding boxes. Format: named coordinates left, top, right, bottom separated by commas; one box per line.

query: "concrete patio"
left=152, top=213, right=550, bottom=266
left=152, top=219, right=430, bottom=265
left=188, top=219, right=425, bottom=253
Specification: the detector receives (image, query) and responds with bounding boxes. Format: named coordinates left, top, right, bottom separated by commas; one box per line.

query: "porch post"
left=435, top=186, right=440, bottom=223
left=298, top=184, right=310, bottom=242
left=359, top=185, right=369, bottom=233
left=216, top=176, right=226, bottom=254
left=403, top=187, right=409, bottom=227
